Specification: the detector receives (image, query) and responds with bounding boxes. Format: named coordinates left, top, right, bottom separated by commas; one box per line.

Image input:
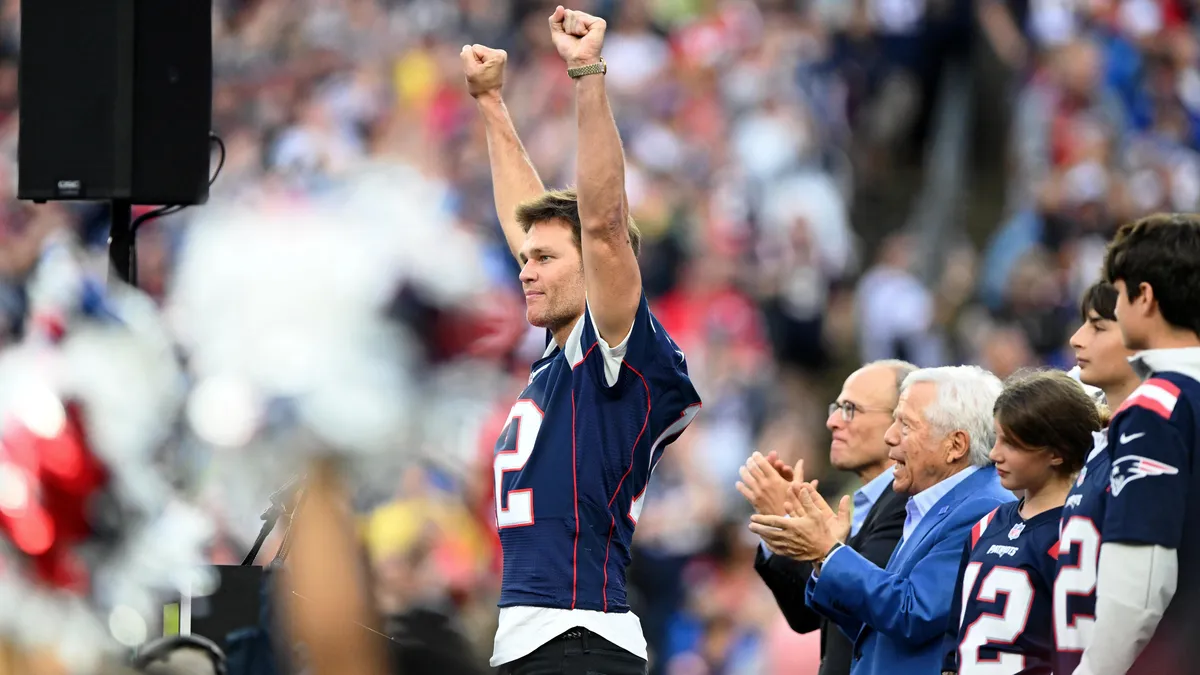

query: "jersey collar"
left=1087, top=429, right=1108, bottom=464
left=1129, top=347, right=1200, bottom=382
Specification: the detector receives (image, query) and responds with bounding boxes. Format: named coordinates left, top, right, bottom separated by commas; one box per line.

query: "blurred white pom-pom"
left=168, top=163, right=493, bottom=459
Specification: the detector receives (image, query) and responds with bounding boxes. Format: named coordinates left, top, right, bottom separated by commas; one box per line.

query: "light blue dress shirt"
left=894, top=464, right=981, bottom=556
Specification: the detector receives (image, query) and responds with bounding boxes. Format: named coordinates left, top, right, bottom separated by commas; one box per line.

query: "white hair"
left=900, top=365, right=1004, bottom=467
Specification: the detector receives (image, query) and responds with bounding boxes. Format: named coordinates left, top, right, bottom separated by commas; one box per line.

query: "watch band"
left=821, top=541, right=844, bottom=565
left=567, top=58, right=607, bottom=79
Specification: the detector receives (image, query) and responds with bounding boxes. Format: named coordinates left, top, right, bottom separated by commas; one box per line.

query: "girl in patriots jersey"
left=942, top=370, right=1103, bottom=675
left=1053, top=281, right=1140, bottom=675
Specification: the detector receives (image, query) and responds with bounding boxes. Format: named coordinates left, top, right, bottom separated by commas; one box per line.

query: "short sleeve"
left=1103, top=403, right=1190, bottom=548
left=566, top=292, right=690, bottom=391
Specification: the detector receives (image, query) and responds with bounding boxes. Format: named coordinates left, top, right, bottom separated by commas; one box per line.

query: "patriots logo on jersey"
left=1110, top=455, right=1179, bottom=497
left=1076, top=466, right=1086, bottom=487
left=1008, top=523, right=1025, bottom=540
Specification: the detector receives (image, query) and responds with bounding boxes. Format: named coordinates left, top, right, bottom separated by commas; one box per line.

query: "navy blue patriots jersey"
left=1053, top=432, right=1109, bottom=675
left=493, top=294, right=701, bottom=612
left=1100, top=360, right=1200, bottom=672
left=943, top=501, right=1061, bottom=675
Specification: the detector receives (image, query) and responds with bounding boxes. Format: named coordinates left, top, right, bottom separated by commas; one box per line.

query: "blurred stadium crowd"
left=2, top=0, right=1200, bottom=672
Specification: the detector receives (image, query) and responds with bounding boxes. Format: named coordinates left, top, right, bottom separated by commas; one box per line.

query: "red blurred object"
left=430, top=290, right=526, bottom=363
left=28, top=311, right=66, bottom=343
left=0, top=401, right=108, bottom=592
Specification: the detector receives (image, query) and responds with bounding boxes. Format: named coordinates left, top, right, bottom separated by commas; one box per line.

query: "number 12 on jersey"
left=494, top=400, right=541, bottom=528
left=493, top=398, right=677, bottom=529
left=1054, top=517, right=1100, bottom=651
left=957, top=563, right=1034, bottom=674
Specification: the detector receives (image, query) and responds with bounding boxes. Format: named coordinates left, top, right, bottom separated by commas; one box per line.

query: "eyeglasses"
left=828, top=401, right=893, bottom=422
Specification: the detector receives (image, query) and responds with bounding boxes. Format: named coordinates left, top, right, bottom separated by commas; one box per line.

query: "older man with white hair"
left=751, top=366, right=1016, bottom=675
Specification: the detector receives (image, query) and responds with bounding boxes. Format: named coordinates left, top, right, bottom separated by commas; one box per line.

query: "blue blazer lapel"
left=888, top=466, right=997, bottom=572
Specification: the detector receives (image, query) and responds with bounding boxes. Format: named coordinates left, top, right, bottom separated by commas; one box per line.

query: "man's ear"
left=945, top=430, right=970, bottom=464
left=1136, top=281, right=1157, bottom=317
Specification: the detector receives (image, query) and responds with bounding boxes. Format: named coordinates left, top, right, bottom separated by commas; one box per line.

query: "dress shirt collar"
left=851, top=464, right=896, bottom=537
left=901, top=464, right=981, bottom=547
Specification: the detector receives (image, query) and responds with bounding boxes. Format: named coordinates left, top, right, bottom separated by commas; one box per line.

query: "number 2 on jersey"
left=1054, top=517, right=1100, bottom=651
left=958, top=563, right=1034, bottom=674
left=494, top=400, right=542, bottom=528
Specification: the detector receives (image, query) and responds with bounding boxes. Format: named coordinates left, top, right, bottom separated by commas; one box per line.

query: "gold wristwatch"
left=567, top=58, right=607, bottom=79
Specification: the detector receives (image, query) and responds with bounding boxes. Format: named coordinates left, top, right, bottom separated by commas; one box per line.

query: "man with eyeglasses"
left=737, top=360, right=915, bottom=675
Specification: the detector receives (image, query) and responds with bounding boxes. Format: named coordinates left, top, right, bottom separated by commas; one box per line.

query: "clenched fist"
left=549, top=5, right=606, bottom=69
left=461, top=44, right=507, bottom=99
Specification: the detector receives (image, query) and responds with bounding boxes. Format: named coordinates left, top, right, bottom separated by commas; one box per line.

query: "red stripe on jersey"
left=1119, top=393, right=1173, bottom=419
left=602, top=515, right=615, bottom=611
left=603, top=361, right=652, bottom=611
left=971, top=508, right=999, bottom=549
left=1147, top=377, right=1181, bottom=398
left=571, top=389, right=580, bottom=610
left=1047, top=541, right=1059, bottom=560
left=571, top=342, right=599, bottom=370
left=1116, top=378, right=1179, bottom=419
left=571, top=341, right=602, bottom=609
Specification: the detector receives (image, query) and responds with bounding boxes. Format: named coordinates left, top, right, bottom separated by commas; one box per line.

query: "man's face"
left=1113, top=279, right=1151, bottom=351
left=883, top=381, right=953, bottom=495
left=826, top=366, right=897, bottom=474
left=518, top=219, right=586, bottom=332
left=1070, top=309, right=1136, bottom=388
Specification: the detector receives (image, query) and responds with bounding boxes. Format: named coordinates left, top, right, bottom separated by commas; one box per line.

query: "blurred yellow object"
left=394, top=49, right=438, bottom=110
left=162, top=602, right=180, bottom=637
left=363, top=499, right=426, bottom=563
left=362, top=496, right=490, bottom=566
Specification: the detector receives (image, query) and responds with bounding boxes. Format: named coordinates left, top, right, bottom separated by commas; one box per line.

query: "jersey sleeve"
left=567, top=291, right=694, bottom=393
left=1103, top=397, right=1191, bottom=548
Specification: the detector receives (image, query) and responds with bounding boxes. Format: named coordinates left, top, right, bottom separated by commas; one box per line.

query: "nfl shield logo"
left=1077, top=467, right=1087, bottom=487
left=1008, top=523, right=1025, bottom=540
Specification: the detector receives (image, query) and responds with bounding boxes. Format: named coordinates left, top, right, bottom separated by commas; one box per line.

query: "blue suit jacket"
left=804, top=465, right=1015, bottom=675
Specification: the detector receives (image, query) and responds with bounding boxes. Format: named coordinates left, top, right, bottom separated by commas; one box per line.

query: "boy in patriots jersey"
left=464, top=10, right=702, bottom=675
left=943, top=370, right=1102, bottom=675
left=1072, top=214, right=1200, bottom=675
left=1054, top=281, right=1140, bottom=675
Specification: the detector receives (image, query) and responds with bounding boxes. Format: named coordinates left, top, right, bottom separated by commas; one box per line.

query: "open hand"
left=461, top=44, right=507, bottom=99
left=749, top=484, right=851, bottom=562
left=788, top=483, right=852, bottom=545
left=736, top=452, right=802, bottom=516
left=549, top=6, right=606, bottom=69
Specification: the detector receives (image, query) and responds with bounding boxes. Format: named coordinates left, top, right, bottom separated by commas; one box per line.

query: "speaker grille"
left=132, top=0, right=212, bottom=205
left=18, top=0, right=128, bottom=201
left=18, top=0, right=212, bottom=205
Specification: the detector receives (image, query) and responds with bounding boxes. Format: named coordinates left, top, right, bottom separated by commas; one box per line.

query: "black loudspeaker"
left=17, top=0, right=212, bottom=205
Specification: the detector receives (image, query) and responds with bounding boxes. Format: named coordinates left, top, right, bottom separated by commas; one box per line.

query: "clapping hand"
left=749, top=482, right=852, bottom=562
left=788, top=482, right=852, bottom=545
left=736, top=452, right=807, bottom=517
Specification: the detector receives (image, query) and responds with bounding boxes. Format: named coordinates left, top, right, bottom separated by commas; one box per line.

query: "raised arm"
left=462, top=44, right=546, bottom=260
left=550, top=6, right=641, bottom=345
